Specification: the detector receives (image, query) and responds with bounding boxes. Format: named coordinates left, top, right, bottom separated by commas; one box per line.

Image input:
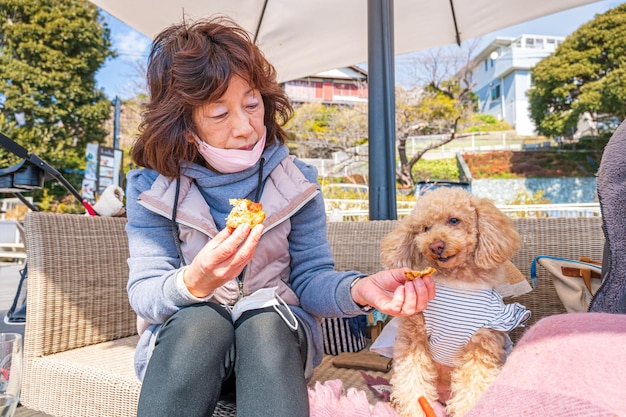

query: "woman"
left=125, top=16, right=435, bottom=417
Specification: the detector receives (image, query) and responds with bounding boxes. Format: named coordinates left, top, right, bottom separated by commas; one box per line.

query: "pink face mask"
left=193, top=129, right=266, bottom=173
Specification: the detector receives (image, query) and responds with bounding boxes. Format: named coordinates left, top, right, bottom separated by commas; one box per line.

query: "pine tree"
left=0, top=0, right=114, bottom=198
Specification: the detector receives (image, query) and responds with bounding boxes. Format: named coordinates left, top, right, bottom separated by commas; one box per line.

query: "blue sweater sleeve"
left=125, top=169, right=188, bottom=324
left=288, top=161, right=366, bottom=317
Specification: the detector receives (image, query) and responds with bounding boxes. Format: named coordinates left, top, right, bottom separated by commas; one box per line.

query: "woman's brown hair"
left=132, top=16, right=293, bottom=177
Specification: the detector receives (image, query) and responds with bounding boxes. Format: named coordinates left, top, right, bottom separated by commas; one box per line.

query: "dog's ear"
left=471, top=196, right=522, bottom=269
left=380, top=221, right=422, bottom=269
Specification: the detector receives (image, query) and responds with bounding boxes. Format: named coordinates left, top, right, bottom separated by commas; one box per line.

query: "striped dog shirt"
left=423, top=283, right=531, bottom=367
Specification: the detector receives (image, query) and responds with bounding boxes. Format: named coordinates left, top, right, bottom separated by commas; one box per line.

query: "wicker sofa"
left=20, top=212, right=604, bottom=417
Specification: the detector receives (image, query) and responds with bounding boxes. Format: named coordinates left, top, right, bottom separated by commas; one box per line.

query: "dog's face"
left=408, top=193, right=479, bottom=271
left=381, top=187, right=521, bottom=283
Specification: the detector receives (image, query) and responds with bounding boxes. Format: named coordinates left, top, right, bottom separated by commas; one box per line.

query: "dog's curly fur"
left=380, top=187, right=522, bottom=417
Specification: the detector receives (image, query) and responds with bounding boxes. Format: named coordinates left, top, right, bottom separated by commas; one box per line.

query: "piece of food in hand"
left=225, top=198, right=266, bottom=233
left=404, top=267, right=437, bottom=281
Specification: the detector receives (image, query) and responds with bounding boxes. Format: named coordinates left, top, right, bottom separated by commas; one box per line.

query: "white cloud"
left=113, top=30, right=150, bottom=64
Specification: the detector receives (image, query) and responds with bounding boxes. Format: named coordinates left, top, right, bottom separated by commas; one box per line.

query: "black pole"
left=113, top=96, right=121, bottom=150
left=12, top=193, right=38, bottom=212
left=368, top=0, right=397, bottom=220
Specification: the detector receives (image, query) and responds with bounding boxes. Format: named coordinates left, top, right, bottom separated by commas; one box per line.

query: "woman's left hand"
left=350, top=269, right=435, bottom=316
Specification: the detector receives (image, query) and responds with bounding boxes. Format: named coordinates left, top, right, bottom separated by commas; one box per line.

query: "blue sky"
left=95, top=13, right=151, bottom=99
left=95, top=0, right=625, bottom=99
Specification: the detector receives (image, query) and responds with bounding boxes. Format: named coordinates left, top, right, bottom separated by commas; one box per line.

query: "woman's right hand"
left=183, top=224, right=264, bottom=297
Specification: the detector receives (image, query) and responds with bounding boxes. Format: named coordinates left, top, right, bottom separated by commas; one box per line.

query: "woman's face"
left=192, top=75, right=265, bottom=150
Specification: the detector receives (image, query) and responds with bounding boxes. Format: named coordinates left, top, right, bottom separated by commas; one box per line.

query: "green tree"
left=528, top=3, right=626, bottom=138
left=285, top=102, right=367, bottom=159
left=0, top=0, right=114, bottom=203
left=396, top=77, right=477, bottom=189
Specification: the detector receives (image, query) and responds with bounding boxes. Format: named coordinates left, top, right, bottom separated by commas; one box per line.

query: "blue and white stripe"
left=423, top=284, right=531, bottom=367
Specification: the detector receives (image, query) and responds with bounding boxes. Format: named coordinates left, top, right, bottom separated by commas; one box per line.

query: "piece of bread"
left=404, top=267, right=437, bottom=281
left=225, top=198, right=266, bottom=233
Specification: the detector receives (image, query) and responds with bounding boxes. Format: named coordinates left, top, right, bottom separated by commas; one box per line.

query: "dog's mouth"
left=436, top=254, right=454, bottom=263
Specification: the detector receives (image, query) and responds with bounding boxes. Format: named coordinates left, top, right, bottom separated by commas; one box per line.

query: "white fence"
left=325, top=202, right=601, bottom=222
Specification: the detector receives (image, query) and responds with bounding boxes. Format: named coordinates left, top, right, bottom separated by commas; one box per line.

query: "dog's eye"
left=449, top=217, right=460, bottom=225
left=423, top=225, right=431, bottom=232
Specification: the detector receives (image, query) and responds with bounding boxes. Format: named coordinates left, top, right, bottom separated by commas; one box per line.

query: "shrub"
left=412, top=158, right=459, bottom=181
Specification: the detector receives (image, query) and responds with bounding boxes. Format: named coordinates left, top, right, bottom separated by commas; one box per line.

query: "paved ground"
left=1, top=263, right=50, bottom=416
left=0, top=263, right=25, bottom=337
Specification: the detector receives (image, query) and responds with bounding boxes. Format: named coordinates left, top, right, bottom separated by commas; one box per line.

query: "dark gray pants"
left=137, top=303, right=309, bottom=417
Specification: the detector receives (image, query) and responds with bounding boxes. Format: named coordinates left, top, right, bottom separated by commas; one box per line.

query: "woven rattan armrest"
left=23, top=212, right=136, bottom=357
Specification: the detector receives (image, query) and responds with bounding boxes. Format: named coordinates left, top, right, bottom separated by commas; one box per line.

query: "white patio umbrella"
left=90, top=0, right=601, bottom=219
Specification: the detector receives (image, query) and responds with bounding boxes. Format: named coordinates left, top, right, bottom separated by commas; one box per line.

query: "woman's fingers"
left=184, top=224, right=264, bottom=298
left=386, top=285, right=406, bottom=313
left=423, top=275, right=436, bottom=300
left=194, top=224, right=263, bottom=279
left=204, top=224, right=253, bottom=260
left=229, top=224, right=264, bottom=267
left=373, top=271, right=435, bottom=316
left=412, top=278, right=431, bottom=313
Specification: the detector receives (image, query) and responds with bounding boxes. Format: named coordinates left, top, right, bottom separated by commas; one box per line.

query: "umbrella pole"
left=368, top=0, right=397, bottom=220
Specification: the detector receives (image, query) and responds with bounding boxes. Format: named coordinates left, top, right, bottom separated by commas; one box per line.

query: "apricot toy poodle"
left=380, top=187, right=530, bottom=417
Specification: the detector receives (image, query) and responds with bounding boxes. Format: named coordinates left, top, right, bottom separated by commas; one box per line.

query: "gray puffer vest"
left=137, top=155, right=319, bottom=307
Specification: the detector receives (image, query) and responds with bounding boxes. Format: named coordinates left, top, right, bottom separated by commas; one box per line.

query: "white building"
left=470, top=35, right=564, bottom=136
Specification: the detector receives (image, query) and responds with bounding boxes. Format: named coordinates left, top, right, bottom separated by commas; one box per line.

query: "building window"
left=484, top=59, right=488, bottom=71
left=491, top=85, right=501, bottom=101
left=525, top=37, right=545, bottom=49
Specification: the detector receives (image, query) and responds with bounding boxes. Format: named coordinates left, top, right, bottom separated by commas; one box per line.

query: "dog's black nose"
left=429, top=241, right=445, bottom=255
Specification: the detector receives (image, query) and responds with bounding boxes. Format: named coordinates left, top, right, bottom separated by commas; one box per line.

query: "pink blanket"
left=466, top=313, right=626, bottom=416
left=308, top=379, right=400, bottom=417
